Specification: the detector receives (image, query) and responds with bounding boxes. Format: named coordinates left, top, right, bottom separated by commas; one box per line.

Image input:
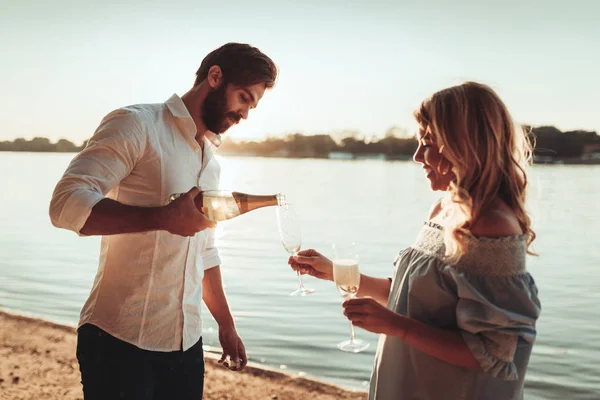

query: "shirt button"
left=194, top=147, right=200, bottom=153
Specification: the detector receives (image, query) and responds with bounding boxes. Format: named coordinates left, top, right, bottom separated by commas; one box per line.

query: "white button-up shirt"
left=50, top=94, right=221, bottom=351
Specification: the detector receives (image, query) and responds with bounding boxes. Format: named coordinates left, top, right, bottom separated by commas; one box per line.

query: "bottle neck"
left=232, top=192, right=281, bottom=214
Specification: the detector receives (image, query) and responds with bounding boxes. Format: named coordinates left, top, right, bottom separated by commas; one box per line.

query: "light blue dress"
left=369, top=222, right=541, bottom=400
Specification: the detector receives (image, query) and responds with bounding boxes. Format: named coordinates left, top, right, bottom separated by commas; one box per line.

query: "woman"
left=290, top=82, right=541, bottom=400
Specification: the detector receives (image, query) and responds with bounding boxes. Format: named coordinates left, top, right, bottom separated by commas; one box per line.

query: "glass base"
left=290, top=287, right=316, bottom=296
left=337, top=338, right=370, bottom=353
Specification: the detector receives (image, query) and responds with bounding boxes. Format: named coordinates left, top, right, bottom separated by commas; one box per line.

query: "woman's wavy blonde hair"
left=414, top=81, right=536, bottom=263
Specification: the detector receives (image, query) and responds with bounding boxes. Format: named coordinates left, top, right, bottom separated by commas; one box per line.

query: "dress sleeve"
left=451, top=270, right=541, bottom=380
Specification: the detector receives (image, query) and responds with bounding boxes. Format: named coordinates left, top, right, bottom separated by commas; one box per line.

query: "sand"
left=0, top=311, right=367, bottom=400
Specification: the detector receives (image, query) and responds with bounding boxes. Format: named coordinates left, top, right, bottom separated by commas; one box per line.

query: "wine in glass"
left=276, top=204, right=315, bottom=296
left=333, top=242, right=370, bottom=352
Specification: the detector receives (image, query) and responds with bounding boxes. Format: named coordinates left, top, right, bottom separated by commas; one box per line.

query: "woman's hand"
left=288, top=249, right=333, bottom=281
left=343, top=297, right=403, bottom=336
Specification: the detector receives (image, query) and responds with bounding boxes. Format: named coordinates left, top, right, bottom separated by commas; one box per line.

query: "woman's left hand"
left=343, top=297, right=403, bottom=336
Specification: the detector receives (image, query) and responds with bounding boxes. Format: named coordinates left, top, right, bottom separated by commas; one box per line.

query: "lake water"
left=0, top=152, right=599, bottom=399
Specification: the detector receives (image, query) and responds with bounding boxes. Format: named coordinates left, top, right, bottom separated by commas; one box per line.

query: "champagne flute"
left=276, top=204, right=315, bottom=296
left=333, top=242, right=370, bottom=352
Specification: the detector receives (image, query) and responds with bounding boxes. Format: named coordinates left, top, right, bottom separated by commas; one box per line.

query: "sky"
left=1, top=0, right=599, bottom=144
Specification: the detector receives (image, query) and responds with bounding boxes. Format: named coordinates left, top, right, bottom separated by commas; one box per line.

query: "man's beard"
left=202, top=84, right=240, bottom=134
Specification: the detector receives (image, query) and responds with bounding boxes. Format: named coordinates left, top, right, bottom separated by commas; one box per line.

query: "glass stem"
left=349, top=321, right=357, bottom=342
left=296, top=270, right=306, bottom=289
left=293, top=251, right=306, bottom=289
left=349, top=293, right=357, bottom=342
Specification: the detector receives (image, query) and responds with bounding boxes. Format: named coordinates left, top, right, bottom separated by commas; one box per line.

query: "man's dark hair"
left=195, top=43, right=278, bottom=88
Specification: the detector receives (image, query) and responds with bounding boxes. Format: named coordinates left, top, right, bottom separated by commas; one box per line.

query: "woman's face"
left=413, top=126, right=455, bottom=191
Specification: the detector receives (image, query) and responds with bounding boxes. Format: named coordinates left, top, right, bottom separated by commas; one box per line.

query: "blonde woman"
left=290, top=82, right=541, bottom=400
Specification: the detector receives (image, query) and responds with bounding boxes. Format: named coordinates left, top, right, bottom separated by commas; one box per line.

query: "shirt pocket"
left=198, top=157, right=221, bottom=191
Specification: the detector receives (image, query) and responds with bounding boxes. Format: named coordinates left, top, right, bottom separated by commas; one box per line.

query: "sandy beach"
left=0, top=311, right=367, bottom=400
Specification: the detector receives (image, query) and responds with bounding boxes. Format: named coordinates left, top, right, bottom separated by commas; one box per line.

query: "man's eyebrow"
left=243, top=88, right=257, bottom=104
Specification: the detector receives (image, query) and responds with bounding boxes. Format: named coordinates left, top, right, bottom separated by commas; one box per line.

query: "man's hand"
left=343, top=297, right=403, bottom=336
left=161, top=186, right=216, bottom=236
left=218, top=326, right=247, bottom=371
left=202, top=267, right=246, bottom=371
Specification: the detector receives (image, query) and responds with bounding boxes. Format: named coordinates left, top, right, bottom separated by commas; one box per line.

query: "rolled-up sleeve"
left=199, top=153, right=221, bottom=270
left=452, top=271, right=541, bottom=380
left=201, top=228, right=222, bottom=270
left=49, top=109, right=146, bottom=235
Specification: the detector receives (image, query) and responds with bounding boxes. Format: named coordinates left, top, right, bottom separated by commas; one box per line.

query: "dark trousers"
left=76, top=323, right=205, bottom=400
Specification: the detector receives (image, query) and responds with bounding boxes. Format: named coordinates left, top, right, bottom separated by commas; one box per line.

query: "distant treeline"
left=0, top=137, right=86, bottom=153
left=2, top=126, right=599, bottom=161
left=218, top=126, right=600, bottom=160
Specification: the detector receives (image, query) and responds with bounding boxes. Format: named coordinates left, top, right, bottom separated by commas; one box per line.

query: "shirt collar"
left=165, top=93, right=222, bottom=148
left=165, top=93, right=192, bottom=119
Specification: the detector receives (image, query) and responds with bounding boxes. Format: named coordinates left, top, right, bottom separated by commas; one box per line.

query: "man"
left=49, top=42, right=278, bottom=399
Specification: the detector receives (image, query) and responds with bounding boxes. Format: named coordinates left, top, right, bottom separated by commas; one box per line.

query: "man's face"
left=202, top=82, right=266, bottom=134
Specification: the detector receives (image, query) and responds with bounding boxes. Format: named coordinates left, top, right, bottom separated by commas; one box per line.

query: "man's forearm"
left=80, top=198, right=165, bottom=236
left=202, top=266, right=235, bottom=329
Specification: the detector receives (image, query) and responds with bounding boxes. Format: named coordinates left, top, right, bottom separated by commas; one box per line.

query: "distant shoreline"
left=2, top=149, right=600, bottom=165
left=3, top=125, right=600, bottom=164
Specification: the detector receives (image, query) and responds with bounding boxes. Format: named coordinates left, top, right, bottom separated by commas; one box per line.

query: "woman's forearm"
left=391, top=315, right=481, bottom=370
left=357, top=275, right=391, bottom=305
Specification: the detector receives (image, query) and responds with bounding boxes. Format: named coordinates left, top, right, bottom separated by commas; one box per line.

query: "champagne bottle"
left=169, top=190, right=287, bottom=222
